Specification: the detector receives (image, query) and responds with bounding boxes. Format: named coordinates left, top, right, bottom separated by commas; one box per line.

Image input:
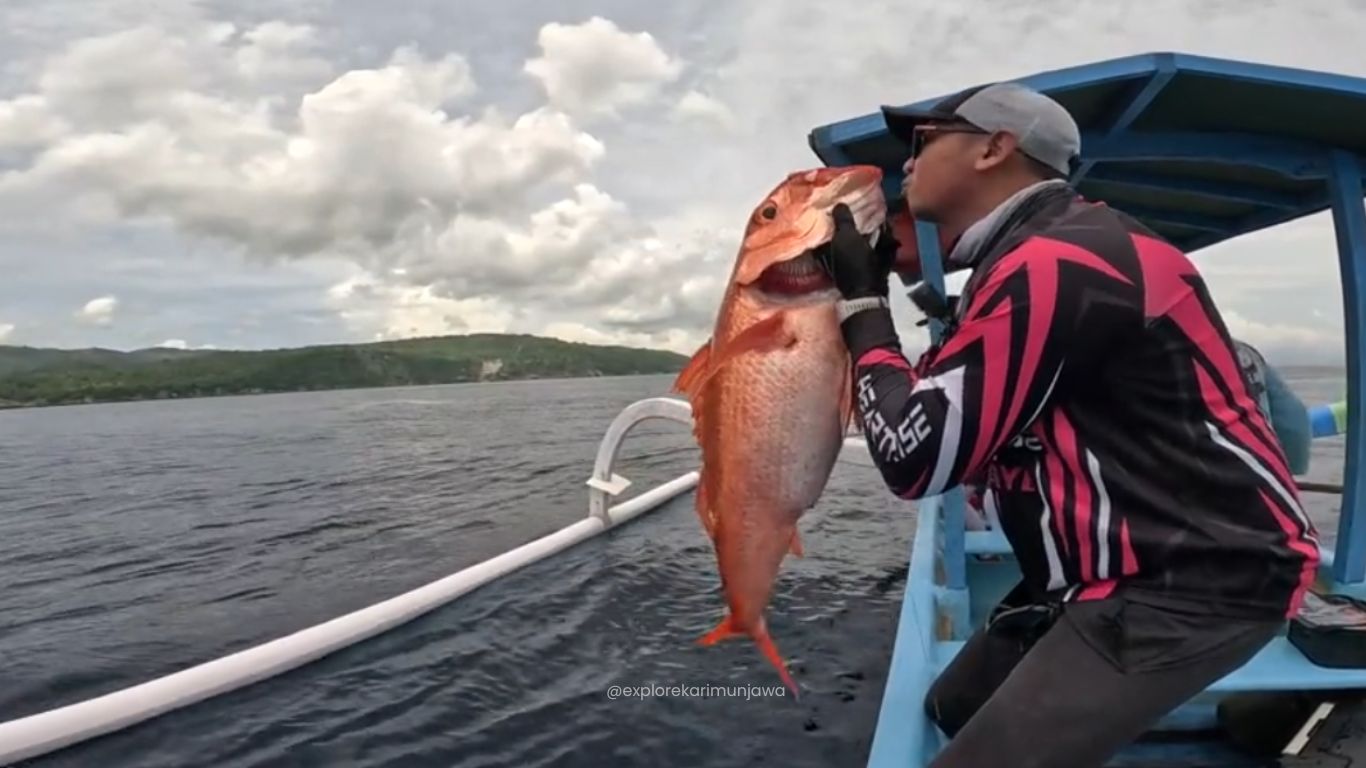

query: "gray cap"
left=881, top=82, right=1081, bottom=177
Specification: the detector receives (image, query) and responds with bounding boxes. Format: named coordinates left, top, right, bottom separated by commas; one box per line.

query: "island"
left=0, top=334, right=691, bottom=408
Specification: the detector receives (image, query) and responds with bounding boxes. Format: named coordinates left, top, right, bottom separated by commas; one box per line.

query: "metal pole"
left=1327, top=150, right=1366, bottom=583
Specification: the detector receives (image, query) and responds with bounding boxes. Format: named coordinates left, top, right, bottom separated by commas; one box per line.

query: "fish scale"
left=672, top=165, right=887, bottom=696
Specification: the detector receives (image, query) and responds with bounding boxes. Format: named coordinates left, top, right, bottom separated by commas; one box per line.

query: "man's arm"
left=837, top=237, right=1131, bottom=499
left=1265, top=364, right=1311, bottom=475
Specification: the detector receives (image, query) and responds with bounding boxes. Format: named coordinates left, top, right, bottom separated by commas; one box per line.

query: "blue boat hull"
left=865, top=496, right=1366, bottom=767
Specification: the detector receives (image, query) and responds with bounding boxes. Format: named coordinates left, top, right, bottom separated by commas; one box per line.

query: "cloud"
left=325, top=277, right=517, bottom=341
left=0, top=25, right=600, bottom=263
left=4, top=2, right=1366, bottom=363
left=155, top=338, right=218, bottom=350
left=523, top=16, right=683, bottom=119
left=0, top=13, right=728, bottom=354
left=77, top=295, right=117, bottom=326
left=671, top=90, right=735, bottom=131
left=0, top=323, right=14, bottom=343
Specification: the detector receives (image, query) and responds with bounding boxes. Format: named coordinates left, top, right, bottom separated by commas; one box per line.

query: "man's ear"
left=972, top=131, right=1018, bottom=172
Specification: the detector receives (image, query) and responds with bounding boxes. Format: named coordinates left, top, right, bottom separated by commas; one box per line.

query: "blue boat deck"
left=907, top=513, right=1366, bottom=767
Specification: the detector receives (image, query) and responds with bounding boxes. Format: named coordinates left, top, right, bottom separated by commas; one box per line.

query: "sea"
left=0, top=370, right=1350, bottom=768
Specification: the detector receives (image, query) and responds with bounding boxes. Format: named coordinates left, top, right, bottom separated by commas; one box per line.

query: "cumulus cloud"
left=77, top=296, right=117, bottom=326
left=0, top=12, right=731, bottom=352
left=155, top=337, right=219, bottom=350
left=0, top=323, right=14, bottom=343
left=671, top=90, right=736, bottom=131
left=5, top=2, right=1366, bottom=360
left=0, top=30, right=603, bottom=263
left=325, top=277, right=518, bottom=341
left=523, top=16, right=683, bottom=120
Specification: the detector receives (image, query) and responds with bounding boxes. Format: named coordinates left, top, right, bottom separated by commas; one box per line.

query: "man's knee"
left=924, top=671, right=979, bottom=738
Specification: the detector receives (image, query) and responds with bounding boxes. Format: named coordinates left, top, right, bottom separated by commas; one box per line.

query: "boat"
left=3, top=51, right=1366, bottom=767
left=806, top=51, right=1366, bottom=766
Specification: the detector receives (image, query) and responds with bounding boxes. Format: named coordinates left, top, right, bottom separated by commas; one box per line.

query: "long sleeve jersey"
left=841, top=191, right=1319, bottom=620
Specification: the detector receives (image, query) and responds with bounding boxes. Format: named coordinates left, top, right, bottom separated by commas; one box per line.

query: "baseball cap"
left=881, top=82, right=1081, bottom=177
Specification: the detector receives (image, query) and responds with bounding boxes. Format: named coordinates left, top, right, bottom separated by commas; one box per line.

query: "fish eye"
left=761, top=204, right=778, bottom=220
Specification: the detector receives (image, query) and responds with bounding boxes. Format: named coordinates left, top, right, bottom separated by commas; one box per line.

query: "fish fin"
left=674, top=341, right=714, bottom=460
left=674, top=314, right=795, bottom=410
left=715, top=311, right=797, bottom=362
left=788, top=529, right=804, bottom=557
left=698, top=615, right=800, bottom=697
left=753, top=621, right=800, bottom=697
left=673, top=340, right=712, bottom=400
left=698, top=613, right=744, bottom=646
left=695, top=480, right=717, bottom=540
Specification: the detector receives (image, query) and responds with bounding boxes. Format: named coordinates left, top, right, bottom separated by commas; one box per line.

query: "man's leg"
left=928, top=599, right=1282, bottom=768
left=923, top=622, right=1027, bottom=736
left=925, top=587, right=1058, bottom=736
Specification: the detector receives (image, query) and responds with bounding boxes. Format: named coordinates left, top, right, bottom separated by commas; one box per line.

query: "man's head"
left=881, top=82, right=1080, bottom=238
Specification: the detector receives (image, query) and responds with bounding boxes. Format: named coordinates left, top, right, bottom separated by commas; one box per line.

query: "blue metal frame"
left=912, top=220, right=970, bottom=635
left=1071, top=54, right=1176, bottom=183
left=807, top=51, right=1366, bottom=256
left=1330, top=150, right=1366, bottom=583
left=811, top=51, right=1366, bottom=158
left=1182, top=194, right=1330, bottom=252
left=1083, top=167, right=1307, bottom=209
left=1077, top=132, right=1338, bottom=178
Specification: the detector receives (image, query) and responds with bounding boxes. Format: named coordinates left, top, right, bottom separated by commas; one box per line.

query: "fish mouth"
left=754, top=252, right=835, bottom=296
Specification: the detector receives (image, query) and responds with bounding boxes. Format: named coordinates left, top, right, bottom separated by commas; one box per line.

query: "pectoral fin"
left=695, top=479, right=717, bottom=540
left=717, top=311, right=797, bottom=361
left=673, top=341, right=712, bottom=401
left=672, top=313, right=796, bottom=406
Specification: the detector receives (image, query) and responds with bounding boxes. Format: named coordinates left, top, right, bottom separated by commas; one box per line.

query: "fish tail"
left=698, top=614, right=800, bottom=698
left=752, top=623, right=800, bottom=698
left=698, top=612, right=743, bottom=646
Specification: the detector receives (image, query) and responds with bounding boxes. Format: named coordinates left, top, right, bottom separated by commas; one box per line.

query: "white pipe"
left=588, top=397, right=695, bottom=521
left=0, top=471, right=698, bottom=766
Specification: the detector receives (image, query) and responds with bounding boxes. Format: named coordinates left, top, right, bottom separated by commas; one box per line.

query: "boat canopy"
left=808, top=52, right=1366, bottom=253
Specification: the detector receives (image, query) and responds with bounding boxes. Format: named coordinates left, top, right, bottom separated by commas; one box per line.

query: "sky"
left=0, top=0, right=1363, bottom=365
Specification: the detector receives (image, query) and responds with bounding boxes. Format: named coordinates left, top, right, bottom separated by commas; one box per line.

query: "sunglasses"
left=908, top=122, right=989, bottom=158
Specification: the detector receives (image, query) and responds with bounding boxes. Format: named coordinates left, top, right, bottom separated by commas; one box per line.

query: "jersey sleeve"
left=837, top=236, right=1134, bottom=499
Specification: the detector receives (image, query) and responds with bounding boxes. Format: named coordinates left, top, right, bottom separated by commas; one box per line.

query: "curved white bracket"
left=587, top=396, right=695, bottom=523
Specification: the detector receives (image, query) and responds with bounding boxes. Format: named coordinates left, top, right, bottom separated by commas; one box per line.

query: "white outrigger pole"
left=0, top=396, right=720, bottom=765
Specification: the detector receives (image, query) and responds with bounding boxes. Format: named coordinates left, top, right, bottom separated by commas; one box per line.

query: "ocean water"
left=0, top=370, right=1349, bottom=767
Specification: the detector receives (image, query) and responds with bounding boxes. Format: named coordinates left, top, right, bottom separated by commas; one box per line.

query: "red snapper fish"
left=673, top=165, right=887, bottom=695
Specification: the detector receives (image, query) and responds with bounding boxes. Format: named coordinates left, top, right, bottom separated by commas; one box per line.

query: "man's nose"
left=901, top=156, right=915, bottom=175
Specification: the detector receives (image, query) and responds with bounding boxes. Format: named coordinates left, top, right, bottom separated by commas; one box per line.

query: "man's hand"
left=817, top=203, right=898, bottom=300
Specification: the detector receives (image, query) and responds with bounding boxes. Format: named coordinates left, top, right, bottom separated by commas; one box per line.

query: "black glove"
left=817, top=203, right=898, bottom=300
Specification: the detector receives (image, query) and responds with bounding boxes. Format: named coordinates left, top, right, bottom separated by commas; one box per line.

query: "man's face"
left=900, top=120, right=990, bottom=223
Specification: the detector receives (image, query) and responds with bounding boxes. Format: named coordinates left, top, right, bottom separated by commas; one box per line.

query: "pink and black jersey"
left=841, top=191, right=1320, bottom=620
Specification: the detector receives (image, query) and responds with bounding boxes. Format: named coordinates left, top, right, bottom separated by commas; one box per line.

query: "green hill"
left=0, top=334, right=690, bottom=408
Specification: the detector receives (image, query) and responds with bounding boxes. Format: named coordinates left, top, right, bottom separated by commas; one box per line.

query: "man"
left=1235, top=338, right=1312, bottom=475
left=816, top=82, right=1320, bottom=767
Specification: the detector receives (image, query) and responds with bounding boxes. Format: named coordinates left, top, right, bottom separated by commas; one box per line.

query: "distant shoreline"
left=0, top=334, right=689, bottom=411
left=0, top=371, right=681, bottom=412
